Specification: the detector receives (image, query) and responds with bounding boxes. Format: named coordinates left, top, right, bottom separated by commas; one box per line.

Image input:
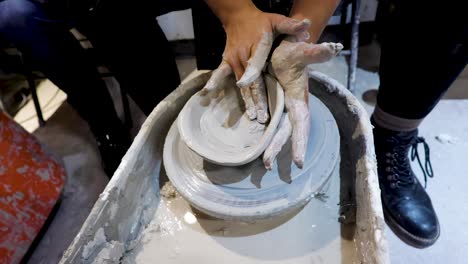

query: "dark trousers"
left=1, top=0, right=466, bottom=132
left=377, top=0, right=468, bottom=119
left=0, top=0, right=187, bottom=136
left=194, top=0, right=467, bottom=120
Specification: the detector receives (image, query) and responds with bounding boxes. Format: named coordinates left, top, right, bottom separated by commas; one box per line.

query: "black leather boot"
left=94, top=129, right=131, bottom=178
left=372, top=121, right=439, bottom=248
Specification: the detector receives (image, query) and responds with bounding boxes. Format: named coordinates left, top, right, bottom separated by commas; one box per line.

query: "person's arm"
left=290, top=0, right=340, bottom=43
left=263, top=0, right=342, bottom=169
left=204, top=0, right=257, bottom=26
left=203, top=0, right=343, bottom=169
left=202, top=0, right=310, bottom=123
left=203, top=0, right=309, bottom=82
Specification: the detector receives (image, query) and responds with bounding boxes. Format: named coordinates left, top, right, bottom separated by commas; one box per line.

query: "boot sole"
left=383, top=203, right=440, bottom=248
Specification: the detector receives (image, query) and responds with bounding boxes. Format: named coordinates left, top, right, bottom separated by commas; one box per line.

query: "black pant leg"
left=377, top=0, right=468, bottom=119
left=87, top=0, right=193, bottom=115
left=0, top=0, right=124, bottom=136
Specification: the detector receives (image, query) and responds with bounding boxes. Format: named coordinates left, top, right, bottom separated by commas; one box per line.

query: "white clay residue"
left=435, top=134, right=457, bottom=144
left=198, top=78, right=269, bottom=150
left=61, top=72, right=389, bottom=264
left=160, top=181, right=178, bottom=199
left=200, top=93, right=266, bottom=149
left=81, top=228, right=125, bottom=263
left=236, top=32, right=273, bottom=88
left=122, top=163, right=359, bottom=264
left=177, top=74, right=284, bottom=166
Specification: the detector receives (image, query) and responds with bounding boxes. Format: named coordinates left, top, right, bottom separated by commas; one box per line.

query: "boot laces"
left=410, top=137, right=434, bottom=188
left=385, top=136, right=434, bottom=188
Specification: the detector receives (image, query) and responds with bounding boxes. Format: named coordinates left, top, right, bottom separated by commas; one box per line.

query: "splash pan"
left=61, top=71, right=390, bottom=264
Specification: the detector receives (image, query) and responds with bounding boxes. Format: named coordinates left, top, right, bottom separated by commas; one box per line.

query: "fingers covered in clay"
left=294, top=30, right=311, bottom=43
left=302, top=42, right=344, bottom=64
left=201, top=62, right=232, bottom=95
left=250, top=76, right=269, bottom=123
left=265, top=38, right=341, bottom=169
left=236, top=18, right=312, bottom=89
left=271, top=39, right=343, bottom=78
left=277, top=68, right=310, bottom=169
left=203, top=63, right=269, bottom=122
left=240, top=85, right=257, bottom=120
left=286, top=87, right=310, bottom=169
left=236, top=32, right=273, bottom=88
left=263, top=112, right=292, bottom=170
left=274, top=17, right=311, bottom=36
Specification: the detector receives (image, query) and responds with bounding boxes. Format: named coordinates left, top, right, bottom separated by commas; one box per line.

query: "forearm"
left=290, top=0, right=340, bottom=43
left=204, top=0, right=258, bottom=25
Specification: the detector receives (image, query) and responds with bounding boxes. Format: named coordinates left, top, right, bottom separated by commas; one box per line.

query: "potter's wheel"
left=163, top=93, right=340, bottom=220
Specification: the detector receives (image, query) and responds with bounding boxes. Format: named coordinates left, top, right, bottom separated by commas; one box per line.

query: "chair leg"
left=20, top=53, right=46, bottom=127
left=348, top=0, right=361, bottom=93
left=0, top=92, right=6, bottom=112
left=340, top=1, right=348, bottom=28
left=26, top=73, right=46, bottom=127
left=119, top=87, right=132, bottom=130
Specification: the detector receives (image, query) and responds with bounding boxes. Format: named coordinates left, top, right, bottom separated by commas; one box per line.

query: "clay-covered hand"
left=201, top=7, right=310, bottom=123
left=263, top=36, right=343, bottom=169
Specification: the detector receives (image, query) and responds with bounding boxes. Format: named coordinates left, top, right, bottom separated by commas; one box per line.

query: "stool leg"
left=26, top=73, right=46, bottom=127
left=348, top=0, right=361, bottom=93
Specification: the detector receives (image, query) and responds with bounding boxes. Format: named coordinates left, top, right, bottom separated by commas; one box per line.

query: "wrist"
left=219, top=3, right=260, bottom=27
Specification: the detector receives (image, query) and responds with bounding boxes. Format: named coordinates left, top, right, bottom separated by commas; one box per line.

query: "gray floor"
left=22, top=59, right=193, bottom=264
left=26, top=103, right=109, bottom=264
left=11, top=45, right=468, bottom=263
left=390, top=101, right=468, bottom=263
left=311, top=52, right=468, bottom=264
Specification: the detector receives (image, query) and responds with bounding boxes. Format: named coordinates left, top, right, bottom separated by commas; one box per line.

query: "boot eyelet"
left=386, top=153, right=391, bottom=157
left=386, top=159, right=391, bottom=163
left=385, top=167, right=392, bottom=172
left=387, top=175, right=393, bottom=180
left=390, top=183, right=397, bottom=188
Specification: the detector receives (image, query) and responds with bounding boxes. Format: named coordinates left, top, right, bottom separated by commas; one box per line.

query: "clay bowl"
left=177, top=74, right=284, bottom=166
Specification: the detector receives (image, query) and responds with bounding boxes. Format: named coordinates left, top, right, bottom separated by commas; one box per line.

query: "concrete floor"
left=311, top=53, right=468, bottom=264
left=17, top=60, right=193, bottom=263
left=24, top=102, right=109, bottom=264
left=9, top=46, right=468, bottom=263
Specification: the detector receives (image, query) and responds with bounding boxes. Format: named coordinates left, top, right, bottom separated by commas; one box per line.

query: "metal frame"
left=24, top=68, right=46, bottom=127
left=340, top=0, right=361, bottom=93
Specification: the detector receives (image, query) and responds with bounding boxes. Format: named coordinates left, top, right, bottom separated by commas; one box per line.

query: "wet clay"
left=177, top=74, right=284, bottom=166
left=60, top=72, right=389, bottom=264
left=165, top=91, right=340, bottom=220
left=123, top=161, right=359, bottom=264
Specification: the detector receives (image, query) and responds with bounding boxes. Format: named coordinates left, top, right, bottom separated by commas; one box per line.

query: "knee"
left=0, top=0, right=37, bottom=30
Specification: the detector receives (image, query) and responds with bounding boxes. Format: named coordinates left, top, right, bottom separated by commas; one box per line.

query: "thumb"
left=236, top=32, right=273, bottom=88
left=271, top=15, right=311, bottom=35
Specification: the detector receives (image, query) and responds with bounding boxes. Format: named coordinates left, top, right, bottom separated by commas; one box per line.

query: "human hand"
left=202, top=6, right=310, bottom=123
left=263, top=36, right=343, bottom=169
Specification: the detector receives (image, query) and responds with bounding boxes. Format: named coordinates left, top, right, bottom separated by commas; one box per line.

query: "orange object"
left=0, top=112, right=66, bottom=264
